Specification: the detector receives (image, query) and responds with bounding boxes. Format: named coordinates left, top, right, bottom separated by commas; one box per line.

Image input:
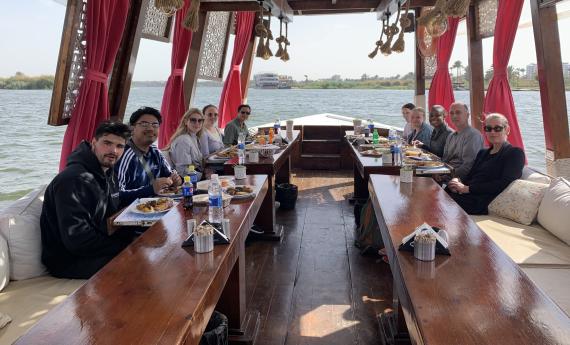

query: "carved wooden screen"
left=476, top=0, right=498, bottom=39
left=141, top=1, right=174, bottom=42
left=197, top=11, right=232, bottom=81
left=425, top=55, right=437, bottom=79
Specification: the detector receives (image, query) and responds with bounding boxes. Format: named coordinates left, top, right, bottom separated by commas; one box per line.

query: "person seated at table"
left=165, top=108, right=209, bottom=180
left=116, top=107, right=182, bottom=207
left=202, top=104, right=225, bottom=153
left=223, top=104, right=250, bottom=146
left=413, top=105, right=453, bottom=157
left=41, top=121, right=135, bottom=279
left=446, top=113, right=525, bottom=215
left=406, top=107, right=433, bottom=145
left=401, top=103, right=415, bottom=139
left=437, top=102, right=483, bottom=182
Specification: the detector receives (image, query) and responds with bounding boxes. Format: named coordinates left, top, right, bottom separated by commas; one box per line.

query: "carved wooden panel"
left=425, top=55, right=437, bottom=79
left=197, top=11, right=232, bottom=81
left=476, top=0, right=498, bottom=39
left=141, top=1, right=174, bottom=42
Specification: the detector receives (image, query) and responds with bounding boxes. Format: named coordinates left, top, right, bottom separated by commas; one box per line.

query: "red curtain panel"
left=428, top=17, right=460, bottom=129
left=218, top=12, right=256, bottom=128
left=158, top=0, right=194, bottom=148
left=483, top=0, right=525, bottom=151
left=59, top=0, right=130, bottom=170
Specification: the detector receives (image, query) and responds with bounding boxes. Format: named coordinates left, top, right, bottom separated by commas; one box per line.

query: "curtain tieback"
left=494, top=70, right=507, bottom=78
left=231, top=65, right=241, bottom=71
left=85, top=69, right=109, bottom=83
left=172, top=69, right=184, bottom=77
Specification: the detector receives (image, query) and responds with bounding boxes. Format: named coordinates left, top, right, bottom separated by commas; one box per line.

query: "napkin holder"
left=182, top=220, right=230, bottom=247
left=398, top=223, right=450, bottom=255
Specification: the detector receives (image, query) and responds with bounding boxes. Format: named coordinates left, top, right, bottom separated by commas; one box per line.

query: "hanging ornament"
left=262, top=14, right=273, bottom=60
left=417, top=23, right=439, bottom=58
left=281, top=22, right=290, bottom=61
left=444, top=0, right=470, bottom=18
left=183, top=0, right=201, bottom=32
left=380, top=15, right=395, bottom=56
left=392, top=1, right=410, bottom=54
left=255, top=8, right=268, bottom=58
left=418, top=0, right=448, bottom=38
left=426, top=13, right=448, bottom=38
left=155, top=0, right=184, bottom=16
left=275, top=17, right=285, bottom=58
left=368, top=18, right=386, bottom=59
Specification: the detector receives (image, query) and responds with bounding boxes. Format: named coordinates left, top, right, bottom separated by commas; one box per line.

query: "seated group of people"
left=400, top=102, right=525, bottom=215
left=41, top=104, right=252, bottom=279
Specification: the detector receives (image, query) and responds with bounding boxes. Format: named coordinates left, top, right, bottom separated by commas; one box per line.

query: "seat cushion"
left=0, top=276, right=86, bottom=344
left=537, top=177, right=570, bottom=246
left=488, top=179, right=548, bottom=225
left=522, top=267, right=570, bottom=317
left=472, top=215, right=570, bottom=267
left=0, top=186, right=47, bottom=280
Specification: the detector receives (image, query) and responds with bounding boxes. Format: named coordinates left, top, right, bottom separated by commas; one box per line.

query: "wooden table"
left=223, top=131, right=300, bottom=241
left=368, top=174, right=570, bottom=345
left=15, top=175, right=269, bottom=345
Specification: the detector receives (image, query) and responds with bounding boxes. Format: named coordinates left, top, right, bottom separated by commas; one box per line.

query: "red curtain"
left=158, top=0, right=194, bottom=148
left=483, top=0, right=525, bottom=151
left=428, top=17, right=460, bottom=128
left=59, top=0, right=130, bottom=170
left=218, top=12, right=256, bottom=128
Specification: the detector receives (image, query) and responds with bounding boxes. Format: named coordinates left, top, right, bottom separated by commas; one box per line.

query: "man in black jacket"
left=41, top=121, right=133, bottom=279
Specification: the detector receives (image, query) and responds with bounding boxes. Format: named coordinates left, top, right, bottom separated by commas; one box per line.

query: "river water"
left=1, top=87, right=568, bottom=210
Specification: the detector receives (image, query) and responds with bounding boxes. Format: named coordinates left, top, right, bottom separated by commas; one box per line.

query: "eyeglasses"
left=136, top=121, right=160, bottom=129
left=189, top=118, right=204, bottom=124
left=240, top=111, right=251, bottom=115
left=484, top=125, right=505, bottom=133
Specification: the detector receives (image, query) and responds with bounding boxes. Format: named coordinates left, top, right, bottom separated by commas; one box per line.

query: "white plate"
left=130, top=198, right=176, bottom=215
left=196, top=177, right=235, bottom=191
left=226, top=185, right=256, bottom=199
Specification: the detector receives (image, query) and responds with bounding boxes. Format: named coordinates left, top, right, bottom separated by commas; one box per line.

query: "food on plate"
left=360, top=149, right=383, bottom=157
left=225, top=185, right=254, bottom=196
left=404, top=149, right=422, bottom=157
left=135, top=198, right=174, bottom=213
left=159, top=185, right=182, bottom=196
left=216, top=147, right=238, bottom=158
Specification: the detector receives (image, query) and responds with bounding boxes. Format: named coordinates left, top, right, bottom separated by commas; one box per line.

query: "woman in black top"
left=446, top=113, right=525, bottom=215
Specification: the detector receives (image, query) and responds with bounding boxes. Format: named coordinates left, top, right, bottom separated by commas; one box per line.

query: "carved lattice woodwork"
left=425, top=55, right=437, bottom=79
left=197, top=11, right=232, bottom=81
left=141, top=1, right=174, bottom=42
left=476, top=0, right=498, bottom=39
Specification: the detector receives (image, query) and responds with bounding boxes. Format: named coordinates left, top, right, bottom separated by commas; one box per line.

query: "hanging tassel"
left=368, top=18, right=386, bottom=59
left=280, top=22, right=290, bottom=61
left=444, top=0, right=470, bottom=18
left=155, top=0, right=184, bottom=16
left=255, top=9, right=268, bottom=59
left=263, top=35, right=273, bottom=59
left=183, top=0, right=201, bottom=32
left=256, top=36, right=266, bottom=58
left=392, top=2, right=409, bottom=54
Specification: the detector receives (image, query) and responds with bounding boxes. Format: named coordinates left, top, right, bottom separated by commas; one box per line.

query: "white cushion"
left=521, top=167, right=551, bottom=185
left=0, top=236, right=9, bottom=291
left=0, top=186, right=47, bottom=280
left=537, top=178, right=570, bottom=245
left=522, top=267, right=570, bottom=316
left=488, top=180, right=548, bottom=225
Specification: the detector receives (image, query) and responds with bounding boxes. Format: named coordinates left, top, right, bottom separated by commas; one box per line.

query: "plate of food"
left=196, top=176, right=235, bottom=191
left=404, top=149, right=423, bottom=157
left=414, top=161, right=445, bottom=169
left=215, top=147, right=238, bottom=159
left=192, top=193, right=232, bottom=207
left=131, top=198, right=175, bottom=214
left=225, top=185, right=255, bottom=199
left=157, top=185, right=182, bottom=197
left=360, top=149, right=383, bottom=157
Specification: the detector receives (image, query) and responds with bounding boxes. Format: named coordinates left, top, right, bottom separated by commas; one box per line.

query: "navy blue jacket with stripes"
left=115, top=142, right=172, bottom=207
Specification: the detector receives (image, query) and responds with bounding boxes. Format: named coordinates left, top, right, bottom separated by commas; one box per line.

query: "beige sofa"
left=0, top=186, right=86, bottom=345
left=471, top=168, right=570, bottom=316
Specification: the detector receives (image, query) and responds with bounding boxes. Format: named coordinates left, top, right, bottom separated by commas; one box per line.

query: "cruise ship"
left=254, top=73, right=292, bottom=89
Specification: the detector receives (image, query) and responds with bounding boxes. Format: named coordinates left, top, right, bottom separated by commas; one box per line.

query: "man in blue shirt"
left=116, top=107, right=182, bottom=207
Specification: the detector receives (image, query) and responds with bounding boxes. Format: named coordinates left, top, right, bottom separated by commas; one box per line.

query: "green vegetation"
left=0, top=72, right=54, bottom=90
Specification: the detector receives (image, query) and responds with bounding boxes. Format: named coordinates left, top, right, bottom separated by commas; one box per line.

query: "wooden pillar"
left=183, top=11, right=208, bottom=108
left=466, top=4, right=485, bottom=133
left=530, top=0, right=570, bottom=177
left=240, top=31, right=257, bottom=102
left=108, top=0, right=148, bottom=123
left=414, top=8, right=426, bottom=109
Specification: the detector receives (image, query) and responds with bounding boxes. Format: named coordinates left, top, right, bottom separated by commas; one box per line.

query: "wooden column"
left=240, top=31, right=257, bottom=102
left=183, top=11, right=208, bottom=108
left=530, top=0, right=570, bottom=176
left=414, top=8, right=426, bottom=109
left=108, top=0, right=148, bottom=123
left=466, top=4, right=485, bottom=133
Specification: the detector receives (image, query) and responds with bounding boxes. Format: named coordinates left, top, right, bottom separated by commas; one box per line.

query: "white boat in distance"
left=254, top=73, right=292, bottom=89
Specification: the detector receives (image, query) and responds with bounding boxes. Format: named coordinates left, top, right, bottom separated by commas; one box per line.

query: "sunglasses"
left=189, top=118, right=204, bottom=124
left=484, top=125, right=505, bottom=133
left=240, top=111, right=251, bottom=115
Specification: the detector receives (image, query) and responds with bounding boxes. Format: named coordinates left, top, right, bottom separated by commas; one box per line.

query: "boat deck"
left=245, top=170, right=398, bottom=345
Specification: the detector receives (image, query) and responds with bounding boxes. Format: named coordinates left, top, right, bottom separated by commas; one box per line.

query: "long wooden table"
left=15, top=175, right=268, bottom=345
left=368, top=174, right=570, bottom=345
left=223, top=131, right=300, bottom=240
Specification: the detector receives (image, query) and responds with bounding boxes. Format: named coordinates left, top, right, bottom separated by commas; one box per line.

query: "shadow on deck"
left=244, top=170, right=396, bottom=345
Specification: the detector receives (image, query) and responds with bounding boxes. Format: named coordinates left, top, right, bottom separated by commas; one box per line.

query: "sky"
left=1, top=0, right=570, bottom=81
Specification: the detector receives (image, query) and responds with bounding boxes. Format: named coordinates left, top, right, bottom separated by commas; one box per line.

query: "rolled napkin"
left=414, top=231, right=437, bottom=261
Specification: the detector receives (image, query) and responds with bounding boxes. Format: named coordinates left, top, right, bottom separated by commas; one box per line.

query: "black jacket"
left=41, top=141, right=132, bottom=278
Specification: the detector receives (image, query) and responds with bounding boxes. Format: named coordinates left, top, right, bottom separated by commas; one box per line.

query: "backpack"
left=354, top=199, right=384, bottom=254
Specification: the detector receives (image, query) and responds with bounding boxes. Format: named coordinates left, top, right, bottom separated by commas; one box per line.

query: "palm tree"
left=452, top=60, right=463, bottom=85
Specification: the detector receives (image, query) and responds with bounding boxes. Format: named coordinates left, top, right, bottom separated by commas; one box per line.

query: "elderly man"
left=440, top=102, right=483, bottom=181
left=41, top=122, right=134, bottom=279
left=116, top=106, right=182, bottom=207
left=223, top=104, right=251, bottom=146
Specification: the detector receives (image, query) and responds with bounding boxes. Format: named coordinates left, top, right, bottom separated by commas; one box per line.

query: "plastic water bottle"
left=208, top=174, right=223, bottom=224
left=373, top=129, right=379, bottom=145
left=367, top=119, right=374, bottom=133
left=182, top=176, right=193, bottom=209
left=237, top=133, right=246, bottom=164
left=388, top=128, right=395, bottom=141
left=274, top=118, right=280, bottom=134
left=187, top=165, right=198, bottom=190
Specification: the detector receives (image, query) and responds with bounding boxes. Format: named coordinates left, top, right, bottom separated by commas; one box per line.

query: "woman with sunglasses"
left=165, top=108, right=209, bottom=179
left=446, top=113, right=525, bottom=214
left=202, top=104, right=225, bottom=153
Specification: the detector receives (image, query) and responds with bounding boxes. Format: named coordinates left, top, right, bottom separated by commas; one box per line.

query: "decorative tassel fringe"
left=256, top=36, right=266, bottom=58
left=155, top=0, right=184, bottom=16
left=183, top=0, right=201, bottom=32
left=392, top=33, right=405, bottom=53
left=444, top=0, right=470, bottom=18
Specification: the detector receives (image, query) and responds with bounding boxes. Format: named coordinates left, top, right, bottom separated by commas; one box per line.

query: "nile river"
left=1, top=87, right=568, bottom=210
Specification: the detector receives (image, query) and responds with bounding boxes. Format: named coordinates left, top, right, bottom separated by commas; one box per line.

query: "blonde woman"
left=165, top=108, right=209, bottom=180
left=202, top=104, right=225, bottom=153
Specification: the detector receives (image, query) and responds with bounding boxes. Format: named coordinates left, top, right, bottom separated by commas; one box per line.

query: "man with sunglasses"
left=116, top=107, right=182, bottom=207
left=223, top=104, right=251, bottom=146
